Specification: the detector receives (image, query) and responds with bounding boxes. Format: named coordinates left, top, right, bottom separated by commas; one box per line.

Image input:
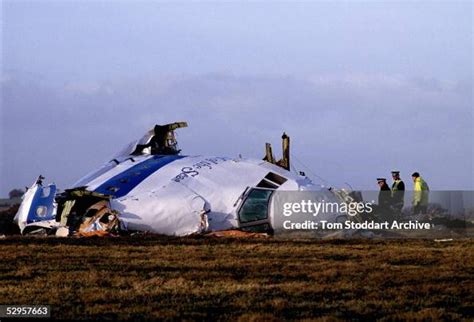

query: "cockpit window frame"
left=237, top=187, right=275, bottom=228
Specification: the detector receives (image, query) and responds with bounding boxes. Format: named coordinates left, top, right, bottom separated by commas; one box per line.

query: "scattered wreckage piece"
left=75, top=200, right=120, bottom=237
left=56, top=188, right=119, bottom=237
left=14, top=180, right=121, bottom=237
left=14, top=176, right=57, bottom=235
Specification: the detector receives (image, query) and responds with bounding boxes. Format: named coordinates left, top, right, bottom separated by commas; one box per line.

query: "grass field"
left=0, top=236, right=473, bottom=321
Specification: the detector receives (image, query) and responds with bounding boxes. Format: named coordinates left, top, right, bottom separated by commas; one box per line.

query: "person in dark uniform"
left=377, top=178, right=392, bottom=219
left=390, top=171, right=405, bottom=215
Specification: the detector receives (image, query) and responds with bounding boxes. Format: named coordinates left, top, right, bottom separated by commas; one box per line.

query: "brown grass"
left=0, top=236, right=473, bottom=321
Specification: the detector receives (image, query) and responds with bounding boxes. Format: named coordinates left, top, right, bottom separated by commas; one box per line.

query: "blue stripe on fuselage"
left=94, top=154, right=184, bottom=198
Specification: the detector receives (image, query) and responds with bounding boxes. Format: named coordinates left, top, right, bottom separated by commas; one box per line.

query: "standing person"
left=377, top=178, right=392, bottom=218
left=412, top=172, right=429, bottom=214
left=391, top=171, right=405, bottom=214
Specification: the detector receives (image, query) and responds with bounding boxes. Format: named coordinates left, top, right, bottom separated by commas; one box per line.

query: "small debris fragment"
left=55, top=227, right=70, bottom=237
left=434, top=238, right=454, bottom=242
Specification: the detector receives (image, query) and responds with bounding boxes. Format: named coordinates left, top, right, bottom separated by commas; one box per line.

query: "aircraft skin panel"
left=14, top=182, right=40, bottom=232
left=113, top=181, right=209, bottom=235
left=130, top=157, right=261, bottom=195
left=175, top=159, right=270, bottom=214
left=73, top=161, right=117, bottom=188
left=93, top=155, right=185, bottom=198
left=77, top=155, right=150, bottom=190
left=110, top=130, right=154, bottom=160
left=14, top=182, right=57, bottom=233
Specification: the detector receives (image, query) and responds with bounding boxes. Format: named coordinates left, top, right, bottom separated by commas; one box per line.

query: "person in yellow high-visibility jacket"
left=411, top=172, right=429, bottom=214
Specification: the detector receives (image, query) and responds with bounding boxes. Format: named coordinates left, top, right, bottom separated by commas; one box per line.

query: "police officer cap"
left=391, top=171, right=400, bottom=175
left=377, top=178, right=386, bottom=182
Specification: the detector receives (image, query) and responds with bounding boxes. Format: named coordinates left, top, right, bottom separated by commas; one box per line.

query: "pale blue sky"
left=4, top=2, right=472, bottom=80
left=1, top=1, right=473, bottom=195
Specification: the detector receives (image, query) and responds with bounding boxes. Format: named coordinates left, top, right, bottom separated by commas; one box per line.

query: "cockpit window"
left=256, top=172, right=287, bottom=189
left=238, top=189, right=273, bottom=224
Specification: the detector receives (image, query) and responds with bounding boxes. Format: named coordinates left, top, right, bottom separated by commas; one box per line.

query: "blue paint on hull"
left=94, top=155, right=184, bottom=198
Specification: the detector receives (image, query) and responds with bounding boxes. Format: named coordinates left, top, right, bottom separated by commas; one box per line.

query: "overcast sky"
left=1, top=1, right=472, bottom=196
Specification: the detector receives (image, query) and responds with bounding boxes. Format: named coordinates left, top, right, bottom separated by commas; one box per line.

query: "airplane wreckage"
left=14, top=122, right=357, bottom=237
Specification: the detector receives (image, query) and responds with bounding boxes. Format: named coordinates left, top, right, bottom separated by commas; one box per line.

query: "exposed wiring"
left=290, top=153, right=331, bottom=187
